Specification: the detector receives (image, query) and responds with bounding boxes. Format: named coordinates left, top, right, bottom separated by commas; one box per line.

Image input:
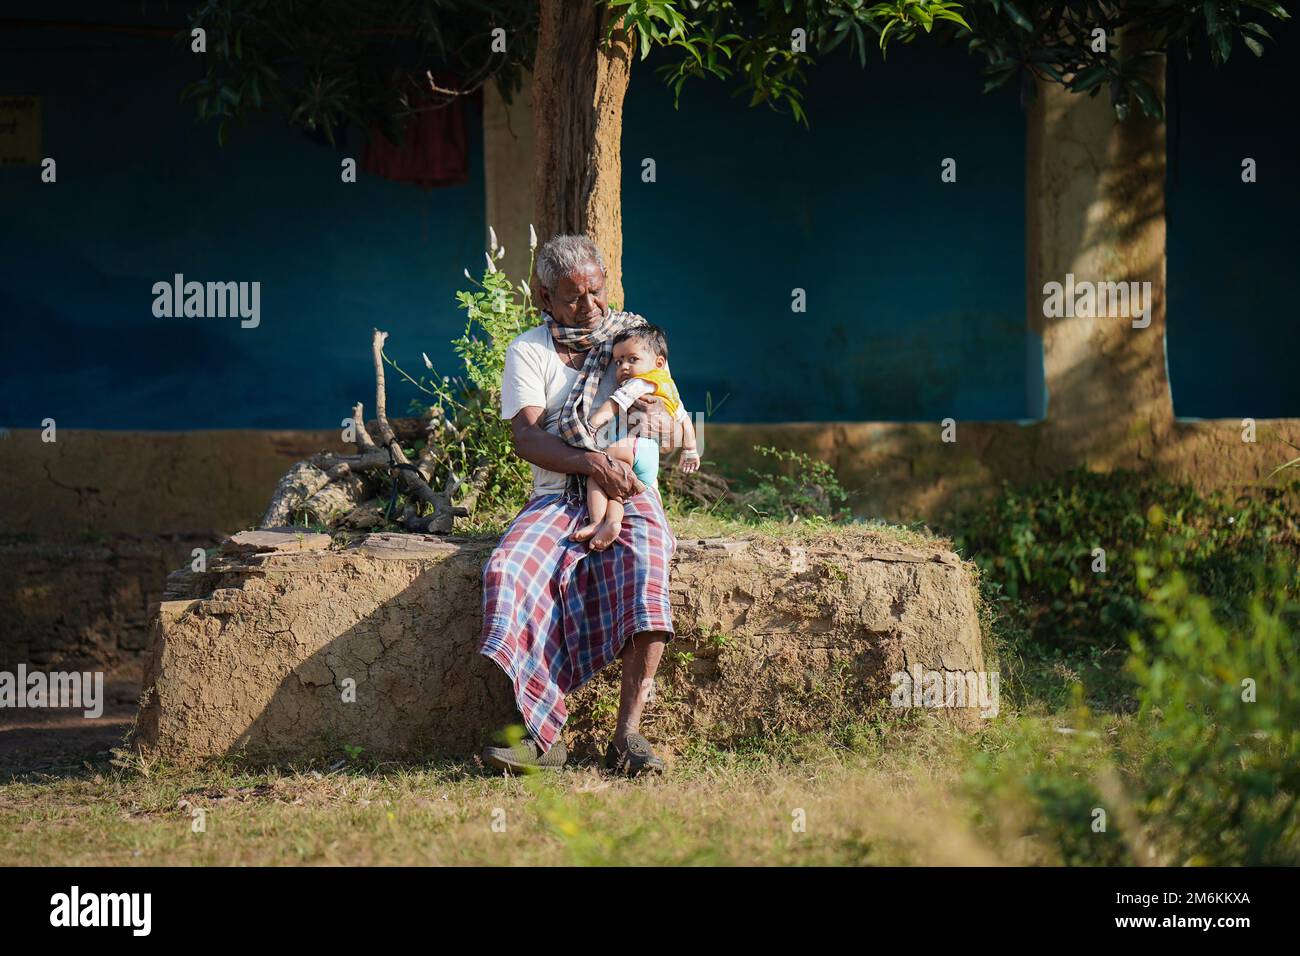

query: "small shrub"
left=964, top=534, right=1300, bottom=866
left=388, top=244, right=540, bottom=522
left=955, top=470, right=1300, bottom=712
left=725, top=445, right=852, bottom=523
left=1127, top=543, right=1300, bottom=865
left=956, top=469, right=1300, bottom=652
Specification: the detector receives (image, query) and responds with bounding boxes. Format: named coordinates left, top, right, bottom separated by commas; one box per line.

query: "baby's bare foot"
left=571, top=521, right=601, bottom=542
left=589, top=519, right=622, bottom=550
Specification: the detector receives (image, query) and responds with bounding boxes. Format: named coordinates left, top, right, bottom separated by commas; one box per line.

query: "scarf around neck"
left=547, top=307, right=646, bottom=452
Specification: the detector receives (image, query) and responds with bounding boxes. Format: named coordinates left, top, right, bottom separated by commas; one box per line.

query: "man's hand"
left=630, top=394, right=675, bottom=448
left=586, top=450, right=644, bottom=501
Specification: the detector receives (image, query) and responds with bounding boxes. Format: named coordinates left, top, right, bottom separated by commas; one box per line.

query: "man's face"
left=539, top=261, right=608, bottom=330
left=612, top=339, right=662, bottom=384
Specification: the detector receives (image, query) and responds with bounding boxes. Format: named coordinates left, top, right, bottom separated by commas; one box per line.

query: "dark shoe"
left=603, top=732, right=665, bottom=777
left=482, top=737, right=567, bottom=774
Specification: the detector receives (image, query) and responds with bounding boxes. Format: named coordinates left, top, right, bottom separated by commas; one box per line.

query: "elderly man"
left=478, top=234, right=678, bottom=776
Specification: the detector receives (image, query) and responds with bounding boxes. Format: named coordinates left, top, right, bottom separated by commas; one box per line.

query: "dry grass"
left=0, top=712, right=1138, bottom=867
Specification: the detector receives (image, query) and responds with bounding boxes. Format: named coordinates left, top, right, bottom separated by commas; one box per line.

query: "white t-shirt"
left=500, top=322, right=676, bottom=497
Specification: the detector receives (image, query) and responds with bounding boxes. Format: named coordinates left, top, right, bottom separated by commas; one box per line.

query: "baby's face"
left=612, top=340, right=663, bottom=383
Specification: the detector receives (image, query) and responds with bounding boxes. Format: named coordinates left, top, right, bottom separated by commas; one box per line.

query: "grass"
left=663, top=505, right=941, bottom=550
left=327, top=500, right=942, bottom=554
left=13, top=472, right=1294, bottom=865
left=396, top=502, right=939, bottom=549
left=0, top=710, right=1155, bottom=867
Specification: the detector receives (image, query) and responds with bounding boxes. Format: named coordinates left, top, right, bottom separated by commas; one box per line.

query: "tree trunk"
left=532, top=0, right=632, bottom=307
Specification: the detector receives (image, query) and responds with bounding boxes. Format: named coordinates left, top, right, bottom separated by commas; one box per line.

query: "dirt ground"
left=0, top=669, right=141, bottom=779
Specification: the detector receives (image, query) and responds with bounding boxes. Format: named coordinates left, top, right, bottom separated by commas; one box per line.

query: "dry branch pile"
left=260, top=329, right=471, bottom=534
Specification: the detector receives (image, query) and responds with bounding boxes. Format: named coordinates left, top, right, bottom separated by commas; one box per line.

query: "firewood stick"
left=370, top=328, right=448, bottom=511
left=351, top=402, right=378, bottom=449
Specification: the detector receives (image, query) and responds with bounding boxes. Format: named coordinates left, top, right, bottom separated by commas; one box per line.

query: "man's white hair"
left=535, top=234, right=606, bottom=292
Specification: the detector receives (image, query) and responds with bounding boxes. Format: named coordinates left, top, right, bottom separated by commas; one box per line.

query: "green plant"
left=963, top=526, right=1300, bottom=866
left=604, top=1, right=1290, bottom=126
left=956, top=469, right=1300, bottom=651
left=963, top=711, right=1131, bottom=865
left=606, top=0, right=968, bottom=123
left=385, top=235, right=542, bottom=523
left=701, top=624, right=731, bottom=650
left=731, top=445, right=852, bottom=522
left=1127, top=543, right=1300, bottom=865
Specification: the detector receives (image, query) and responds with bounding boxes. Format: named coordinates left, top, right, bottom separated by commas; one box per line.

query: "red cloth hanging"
left=361, top=73, right=474, bottom=188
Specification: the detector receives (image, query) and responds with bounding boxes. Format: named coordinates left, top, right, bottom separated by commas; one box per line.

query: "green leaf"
left=1002, top=0, right=1034, bottom=31
left=935, top=10, right=972, bottom=31
left=1241, top=0, right=1290, bottom=20
left=1128, top=77, right=1163, bottom=119
left=1071, top=64, right=1109, bottom=92
left=878, top=18, right=897, bottom=51
left=823, top=22, right=852, bottom=54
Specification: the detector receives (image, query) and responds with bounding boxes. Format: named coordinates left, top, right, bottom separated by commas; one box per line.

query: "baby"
left=571, top=323, right=699, bottom=548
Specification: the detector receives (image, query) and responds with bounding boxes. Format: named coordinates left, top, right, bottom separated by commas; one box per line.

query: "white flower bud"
left=488, top=226, right=499, bottom=252
left=484, top=252, right=496, bottom=273
left=529, top=224, right=538, bottom=250
left=422, top=352, right=433, bottom=370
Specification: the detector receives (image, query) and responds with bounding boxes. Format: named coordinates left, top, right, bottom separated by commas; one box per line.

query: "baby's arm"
left=588, top=397, right=620, bottom=429
left=597, top=378, right=656, bottom=431
left=679, top=412, right=700, bottom=473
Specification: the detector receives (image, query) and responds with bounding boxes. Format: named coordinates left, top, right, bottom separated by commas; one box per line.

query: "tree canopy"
left=611, top=0, right=1292, bottom=122
left=184, top=0, right=1292, bottom=142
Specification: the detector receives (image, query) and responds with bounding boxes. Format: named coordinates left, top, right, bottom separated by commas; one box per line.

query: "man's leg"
left=614, top=629, right=668, bottom=749
left=478, top=494, right=578, bottom=771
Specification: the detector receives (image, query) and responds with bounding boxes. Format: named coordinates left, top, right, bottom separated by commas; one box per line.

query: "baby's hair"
left=613, top=322, right=669, bottom=362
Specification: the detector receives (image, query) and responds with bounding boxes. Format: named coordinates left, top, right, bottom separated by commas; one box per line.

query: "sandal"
left=482, top=737, right=567, bottom=774
left=602, top=732, right=665, bottom=777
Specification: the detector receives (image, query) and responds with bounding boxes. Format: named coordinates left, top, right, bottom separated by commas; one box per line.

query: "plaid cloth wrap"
left=548, top=308, right=647, bottom=452
left=478, top=485, right=677, bottom=752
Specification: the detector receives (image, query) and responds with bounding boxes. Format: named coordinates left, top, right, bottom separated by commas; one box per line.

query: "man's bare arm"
left=511, top=407, right=644, bottom=499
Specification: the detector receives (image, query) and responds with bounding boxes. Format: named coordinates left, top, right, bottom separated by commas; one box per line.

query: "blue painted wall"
left=622, top=42, right=1037, bottom=423
left=1166, top=21, right=1300, bottom=419
left=1, top=11, right=1035, bottom=429
left=0, top=10, right=486, bottom=429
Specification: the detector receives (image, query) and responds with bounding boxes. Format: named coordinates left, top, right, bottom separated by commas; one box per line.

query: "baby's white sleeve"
left=609, top=378, right=655, bottom=409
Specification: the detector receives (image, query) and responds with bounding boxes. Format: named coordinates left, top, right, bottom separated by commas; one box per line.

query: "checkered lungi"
left=478, top=486, right=677, bottom=752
